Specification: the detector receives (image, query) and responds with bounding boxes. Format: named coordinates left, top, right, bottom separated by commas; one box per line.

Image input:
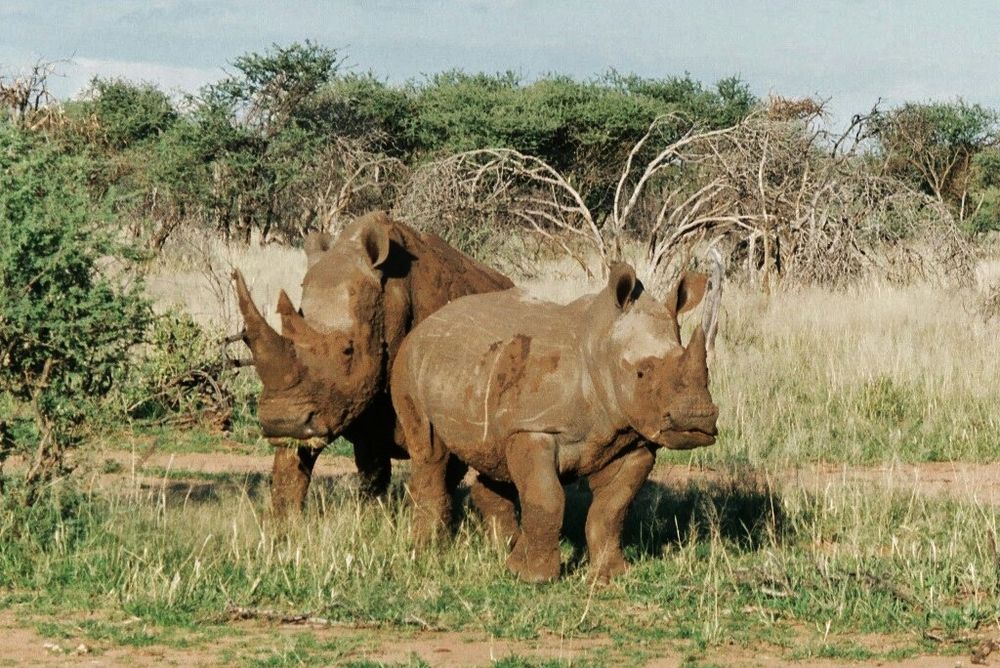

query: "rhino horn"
left=276, top=290, right=325, bottom=348
left=701, top=248, right=724, bottom=362
left=232, top=270, right=301, bottom=387
left=683, top=323, right=710, bottom=384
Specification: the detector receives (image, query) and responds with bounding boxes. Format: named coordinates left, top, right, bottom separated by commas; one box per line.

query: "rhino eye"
left=637, top=370, right=645, bottom=379
left=342, top=344, right=354, bottom=356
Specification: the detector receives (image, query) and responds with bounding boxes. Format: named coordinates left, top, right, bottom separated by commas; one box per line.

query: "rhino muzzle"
left=651, top=403, right=719, bottom=449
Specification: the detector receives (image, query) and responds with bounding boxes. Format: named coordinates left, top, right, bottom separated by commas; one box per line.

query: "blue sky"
left=2, top=1, right=999, bottom=126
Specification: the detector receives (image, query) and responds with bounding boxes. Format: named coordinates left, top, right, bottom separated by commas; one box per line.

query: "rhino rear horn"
left=232, top=270, right=301, bottom=388
left=276, top=290, right=325, bottom=348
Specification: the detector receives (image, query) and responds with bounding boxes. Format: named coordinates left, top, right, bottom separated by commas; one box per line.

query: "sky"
left=2, top=1, right=999, bottom=127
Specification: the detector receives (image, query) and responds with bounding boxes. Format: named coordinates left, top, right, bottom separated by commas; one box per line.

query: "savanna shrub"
left=119, top=309, right=233, bottom=429
left=0, top=123, right=151, bottom=493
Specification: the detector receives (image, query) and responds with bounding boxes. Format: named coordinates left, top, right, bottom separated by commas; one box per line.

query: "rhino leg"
left=470, top=474, right=520, bottom=547
left=585, top=445, right=656, bottom=581
left=396, top=390, right=451, bottom=544
left=271, top=443, right=324, bottom=518
left=353, top=442, right=392, bottom=498
left=505, top=433, right=563, bottom=583
left=347, top=398, right=400, bottom=498
left=408, top=451, right=451, bottom=545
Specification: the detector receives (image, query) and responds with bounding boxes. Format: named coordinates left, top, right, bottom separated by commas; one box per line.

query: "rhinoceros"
left=391, top=262, right=721, bottom=582
left=232, top=212, right=513, bottom=515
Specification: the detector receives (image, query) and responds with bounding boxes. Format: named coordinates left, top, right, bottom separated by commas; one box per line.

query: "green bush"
left=0, top=124, right=151, bottom=497
left=88, top=78, right=178, bottom=149
left=967, top=187, right=1000, bottom=234
left=119, top=309, right=233, bottom=429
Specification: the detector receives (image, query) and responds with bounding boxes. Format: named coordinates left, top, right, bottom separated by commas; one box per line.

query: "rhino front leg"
left=506, top=433, right=563, bottom=583
left=470, top=474, right=520, bottom=547
left=347, top=398, right=399, bottom=498
left=353, top=441, right=392, bottom=498
left=585, top=445, right=655, bottom=580
left=271, top=443, right=324, bottom=518
left=396, top=391, right=450, bottom=544
left=408, top=450, right=451, bottom=545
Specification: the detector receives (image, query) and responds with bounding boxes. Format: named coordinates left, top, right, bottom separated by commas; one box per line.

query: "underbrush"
left=0, top=467, right=996, bottom=662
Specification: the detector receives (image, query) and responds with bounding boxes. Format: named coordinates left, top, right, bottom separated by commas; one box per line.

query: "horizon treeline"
left=3, top=40, right=1000, bottom=247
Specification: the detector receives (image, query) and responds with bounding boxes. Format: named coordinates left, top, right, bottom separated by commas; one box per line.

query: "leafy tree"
left=966, top=148, right=1000, bottom=233
left=872, top=101, right=1000, bottom=218
left=204, top=40, right=342, bottom=137
left=88, top=78, right=177, bottom=148
left=191, top=41, right=344, bottom=241
left=0, top=125, right=150, bottom=501
left=306, top=73, right=416, bottom=155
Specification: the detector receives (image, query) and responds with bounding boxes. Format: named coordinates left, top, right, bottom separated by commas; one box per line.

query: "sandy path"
left=86, top=450, right=1000, bottom=506
left=1, top=608, right=983, bottom=667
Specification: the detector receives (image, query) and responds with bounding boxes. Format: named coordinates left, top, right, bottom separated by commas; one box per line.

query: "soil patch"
left=655, top=460, right=1000, bottom=505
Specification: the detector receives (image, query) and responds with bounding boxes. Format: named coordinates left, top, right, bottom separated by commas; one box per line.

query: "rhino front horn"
left=684, top=324, right=709, bottom=384
left=232, top=269, right=301, bottom=389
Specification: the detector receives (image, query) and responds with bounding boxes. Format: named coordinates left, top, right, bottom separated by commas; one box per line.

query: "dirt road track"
left=97, top=451, right=1000, bottom=506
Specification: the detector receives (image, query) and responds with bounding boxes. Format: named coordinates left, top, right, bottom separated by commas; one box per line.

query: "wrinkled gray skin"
left=234, top=211, right=512, bottom=515
left=392, top=263, right=720, bottom=582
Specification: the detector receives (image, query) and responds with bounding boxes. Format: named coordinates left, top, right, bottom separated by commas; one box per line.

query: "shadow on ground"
left=559, top=467, right=786, bottom=568
left=139, top=463, right=786, bottom=565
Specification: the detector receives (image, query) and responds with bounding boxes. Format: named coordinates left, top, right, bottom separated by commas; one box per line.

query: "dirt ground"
left=1, top=607, right=985, bottom=667
left=4, top=451, right=999, bottom=666
left=89, top=449, right=1000, bottom=507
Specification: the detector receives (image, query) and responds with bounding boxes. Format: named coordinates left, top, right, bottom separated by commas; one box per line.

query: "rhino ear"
left=358, top=216, right=391, bottom=269
left=304, top=231, right=334, bottom=269
left=671, top=272, right=709, bottom=315
left=608, top=262, right=638, bottom=310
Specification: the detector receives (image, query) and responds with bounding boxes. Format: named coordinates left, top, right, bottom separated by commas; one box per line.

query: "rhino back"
left=399, top=226, right=514, bottom=323
left=400, top=290, right=605, bottom=478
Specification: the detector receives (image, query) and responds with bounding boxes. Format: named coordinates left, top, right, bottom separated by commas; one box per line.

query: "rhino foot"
left=590, top=552, right=629, bottom=582
left=506, top=542, right=560, bottom=583
left=411, top=491, right=452, bottom=548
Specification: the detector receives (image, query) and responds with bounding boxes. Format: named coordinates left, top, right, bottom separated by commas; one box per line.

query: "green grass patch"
left=0, top=469, right=994, bottom=662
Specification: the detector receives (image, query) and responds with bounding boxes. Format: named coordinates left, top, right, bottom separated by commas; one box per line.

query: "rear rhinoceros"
left=232, top=212, right=512, bottom=515
left=391, top=262, right=721, bottom=582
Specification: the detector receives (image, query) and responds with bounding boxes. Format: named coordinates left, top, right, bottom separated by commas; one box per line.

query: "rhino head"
left=598, top=262, right=720, bottom=450
left=233, top=217, right=392, bottom=441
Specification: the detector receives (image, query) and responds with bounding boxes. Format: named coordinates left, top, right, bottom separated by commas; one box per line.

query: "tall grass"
left=705, top=282, right=1000, bottom=464
left=1, top=468, right=997, bottom=661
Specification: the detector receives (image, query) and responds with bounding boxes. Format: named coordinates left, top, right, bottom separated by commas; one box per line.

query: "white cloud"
left=60, top=57, right=222, bottom=99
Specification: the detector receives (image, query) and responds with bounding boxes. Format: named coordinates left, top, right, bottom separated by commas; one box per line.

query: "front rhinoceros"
left=391, top=262, right=721, bottom=582
left=233, top=211, right=512, bottom=515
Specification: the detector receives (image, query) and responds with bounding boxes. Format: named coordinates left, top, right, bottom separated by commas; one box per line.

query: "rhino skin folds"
left=392, top=262, right=720, bottom=582
left=233, top=211, right=512, bottom=516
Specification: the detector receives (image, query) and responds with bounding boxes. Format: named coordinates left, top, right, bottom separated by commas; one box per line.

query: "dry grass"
left=146, top=229, right=307, bottom=333
left=144, top=235, right=1000, bottom=465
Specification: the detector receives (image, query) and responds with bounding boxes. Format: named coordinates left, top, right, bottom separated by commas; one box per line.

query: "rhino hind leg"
left=470, top=474, right=520, bottom=547
left=271, top=443, right=324, bottom=518
left=505, top=433, right=563, bottom=583
left=585, top=445, right=656, bottom=581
